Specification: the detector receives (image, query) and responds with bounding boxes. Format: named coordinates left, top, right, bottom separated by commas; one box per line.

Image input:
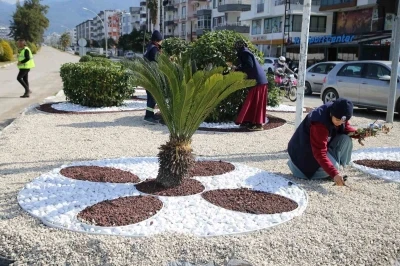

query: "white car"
left=125, top=52, right=135, bottom=59
left=262, top=57, right=278, bottom=74
left=305, top=61, right=340, bottom=95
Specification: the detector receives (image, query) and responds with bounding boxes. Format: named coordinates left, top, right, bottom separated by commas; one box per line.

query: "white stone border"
left=18, top=157, right=308, bottom=237
left=351, top=147, right=400, bottom=183
left=50, top=100, right=147, bottom=113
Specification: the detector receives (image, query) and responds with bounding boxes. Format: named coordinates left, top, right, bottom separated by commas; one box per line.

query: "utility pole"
left=386, top=1, right=400, bottom=123
left=294, top=0, right=312, bottom=128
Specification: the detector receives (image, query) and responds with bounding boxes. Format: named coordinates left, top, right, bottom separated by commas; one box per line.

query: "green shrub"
left=79, top=55, right=92, bottom=62
left=27, top=42, right=38, bottom=54
left=0, top=40, right=3, bottom=56
left=60, top=62, right=134, bottom=107
left=267, top=74, right=282, bottom=107
left=190, top=30, right=264, bottom=123
left=162, top=37, right=190, bottom=57
left=7, top=40, right=18, bottom=54
left=0, top=40, right=14, bottom=62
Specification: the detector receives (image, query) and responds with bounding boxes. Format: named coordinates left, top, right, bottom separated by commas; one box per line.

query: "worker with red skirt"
left=233, top=40, right=268, bottom=131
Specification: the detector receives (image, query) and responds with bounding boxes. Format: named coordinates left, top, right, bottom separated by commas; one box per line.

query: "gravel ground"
left=0, top=96, right=400, bottom=265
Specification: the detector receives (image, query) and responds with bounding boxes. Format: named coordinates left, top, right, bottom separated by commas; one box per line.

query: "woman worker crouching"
left=287, top=98, right=359, bottom=186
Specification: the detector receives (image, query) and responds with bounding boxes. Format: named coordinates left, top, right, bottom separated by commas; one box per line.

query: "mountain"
left=0, top=1, right=14, bottom=27
left=0, top=0, right=140, bottom=34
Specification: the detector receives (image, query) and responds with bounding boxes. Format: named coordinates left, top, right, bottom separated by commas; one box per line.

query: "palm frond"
left=123, top=55, right=256, bottom=139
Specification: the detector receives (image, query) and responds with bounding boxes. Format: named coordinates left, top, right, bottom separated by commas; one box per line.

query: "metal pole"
left=294, top=0, right=312, bottom=128
left=105, top=12, right=108, bottom=57
left=386, top=2, right=400, bottom=123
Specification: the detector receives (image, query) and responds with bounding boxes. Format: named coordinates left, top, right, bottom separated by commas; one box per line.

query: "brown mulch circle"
left=77, top=195, right=163, bottom=226
left=353, top=159, right=400, bottom=172
left=36, top=102, right=145, bottom=114
left=60, top=166, right=140, bottom=183
left=268, top=107, right=314, bottom=113
left=136, top=178, right=205, bottom=196
left=189, top=160, right=235, bottom=176
left=197, top=116, right=286, bottom=132
left=202, top=188, right=298, bottom=214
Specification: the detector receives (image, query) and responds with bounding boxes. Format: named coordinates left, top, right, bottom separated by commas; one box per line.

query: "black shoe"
left=247, top=124, right=264, bottom=131
left=20, top=94, right=29, bottom=98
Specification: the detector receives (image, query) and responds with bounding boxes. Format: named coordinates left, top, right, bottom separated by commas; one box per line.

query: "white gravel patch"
left=18, top=157, right=307, bottom=237
left=51, top=100, right=146, bottom=112
left=351, top=147, right=400, bottom=183
left=267, top=104, right=305, bottom=112
left=199, top=122, right=240, bottom=129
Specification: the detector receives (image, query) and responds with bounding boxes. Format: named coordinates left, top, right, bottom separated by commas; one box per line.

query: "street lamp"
left=83, top=7, right=108, bottom=56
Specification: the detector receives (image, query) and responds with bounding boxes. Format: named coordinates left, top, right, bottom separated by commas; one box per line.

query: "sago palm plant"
left=123, top=54, right=256, bottom=188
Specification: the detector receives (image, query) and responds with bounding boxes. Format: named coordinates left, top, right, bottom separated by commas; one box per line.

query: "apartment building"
left=241, top=0, right=332, bottom=63
left=120, top=6, right=148, bottom=36
left=0, top=26, right=11, bottom=40
left=76, top=20, right=94, bottom=43
left=313, top=0, right=398, bottom=61
left=91, top=10, right=121, bottom=42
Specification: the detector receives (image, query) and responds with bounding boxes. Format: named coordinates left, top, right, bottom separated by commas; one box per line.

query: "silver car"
left=320, top=60, right=400, bottom=113
left=305, top=61, right=339, bottom=95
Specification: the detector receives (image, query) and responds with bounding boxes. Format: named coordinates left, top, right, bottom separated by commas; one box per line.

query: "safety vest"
left=18, top=47, right=35, bottom=69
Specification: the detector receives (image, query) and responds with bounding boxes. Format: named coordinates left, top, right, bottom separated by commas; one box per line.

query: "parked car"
left=125, top=52, right=135, bottom=59
left=305, top=61, right=340, bottom=95
left=262, top=57, right=278, bottom=74
left=320, top=60, right=400, bottom=113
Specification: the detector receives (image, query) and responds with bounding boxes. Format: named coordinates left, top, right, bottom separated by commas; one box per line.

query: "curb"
left=0, top=61, right=17, bottom=69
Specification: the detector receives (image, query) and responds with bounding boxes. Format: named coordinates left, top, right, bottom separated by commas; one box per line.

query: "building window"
left=292, top=15, right=326, bottom=32
left=263, top=17, right=282, bottom=33
left=252, top=19, right=262, bottom=35
left=213, top=16, right=225, bottom=28
left=310, top=16, right=327, bottom=32
left=182, top=6, right=186, bottom=19
left=198, top=15, right=211, bottom=29
left=257, top=0, right=264, bottom=13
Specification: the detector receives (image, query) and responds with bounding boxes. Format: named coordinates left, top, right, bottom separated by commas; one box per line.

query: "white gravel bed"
left=1, top=106, right=400, bottom=265
left=351, top=147, right=400, bottom=183
left=199, top=122, right=240, bottom=129
left=18, top=157, right=307, bottom=237
left=51, top=100, right=146, bottom=112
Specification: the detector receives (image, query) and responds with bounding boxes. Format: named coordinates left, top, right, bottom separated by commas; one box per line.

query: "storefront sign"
left=292, top=34, right=355, bottom=45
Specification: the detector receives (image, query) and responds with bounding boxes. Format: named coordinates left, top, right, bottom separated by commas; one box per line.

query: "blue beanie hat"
left=330, top=98, right=354, bottom=121
left=151, top=30, right=163, bottom=42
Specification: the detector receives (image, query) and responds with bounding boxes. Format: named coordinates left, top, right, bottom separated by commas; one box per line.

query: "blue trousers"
left=287, top=134, right=353, bottom=179
left=145, top=90, right=156, bottom=118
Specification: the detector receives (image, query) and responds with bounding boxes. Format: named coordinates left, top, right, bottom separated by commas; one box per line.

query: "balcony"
left=140, top=1, right=146, bottom=6
left=165, top=16, right=176, bottom=26
left=319, top=0, right=357, bottom=11
left=197, top=6, right=212, bottom=16
left=218, top=0, right=251, bottom=12
left=165, top=5, right=177, bottom=11
left=274, top=0, right=321, bottom=5
left=196, top=27, right=211, bottom=35
left=214, top=22, right=250, bottom=33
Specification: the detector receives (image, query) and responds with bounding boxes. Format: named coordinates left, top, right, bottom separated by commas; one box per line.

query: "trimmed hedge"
left=60, top=62, right=134, bottom=107
left=266, top=74, right=282, bottom=107
left=0, top=40, right=14, bottom=62
left=7, top=40, right=18, bottom=54
left=79, top=55, right=92, bottom=62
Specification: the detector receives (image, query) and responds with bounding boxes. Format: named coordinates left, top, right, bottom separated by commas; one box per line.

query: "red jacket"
left=310, top=121, right=356, bottom=178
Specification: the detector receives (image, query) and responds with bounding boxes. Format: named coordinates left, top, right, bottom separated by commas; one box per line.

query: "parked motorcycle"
left=275, top=68, right=298, bottom=102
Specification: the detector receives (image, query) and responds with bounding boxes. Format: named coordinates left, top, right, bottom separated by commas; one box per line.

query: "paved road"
left=0, top=46, right=79, bottom=130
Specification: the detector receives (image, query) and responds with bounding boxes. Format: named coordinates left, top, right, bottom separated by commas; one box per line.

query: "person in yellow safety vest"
left=17, top=38, right=35, bottom=98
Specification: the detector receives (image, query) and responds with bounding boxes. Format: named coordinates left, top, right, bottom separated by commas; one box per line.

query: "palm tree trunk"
left=156, top=136, right=194, bottom=188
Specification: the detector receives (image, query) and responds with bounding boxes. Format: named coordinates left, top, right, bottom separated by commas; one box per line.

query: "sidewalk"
left=0, top=47, right=79, bottom=131
left=0, top=89, right=399, bottom=265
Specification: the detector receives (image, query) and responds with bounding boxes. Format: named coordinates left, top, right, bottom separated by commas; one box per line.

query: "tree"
left=147, top=0, right=158, bottom=28
left=118, top=29, right=150, bottom=52
left=9, top=0, right=49, bottom=44
left=123, top=55, right=255, bottom=187
left=118, top=34, right=133, bottom=51
left=100, top=37, right=116, bottom=49
left=162, top=37, right=190, bottom=57
left=60, top=33, right=71, bottom=50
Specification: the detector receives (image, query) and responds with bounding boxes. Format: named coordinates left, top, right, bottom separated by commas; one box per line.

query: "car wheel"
left=322, top=88, right=338, bottom=104
left=305, top=81, right=312, bottom=95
